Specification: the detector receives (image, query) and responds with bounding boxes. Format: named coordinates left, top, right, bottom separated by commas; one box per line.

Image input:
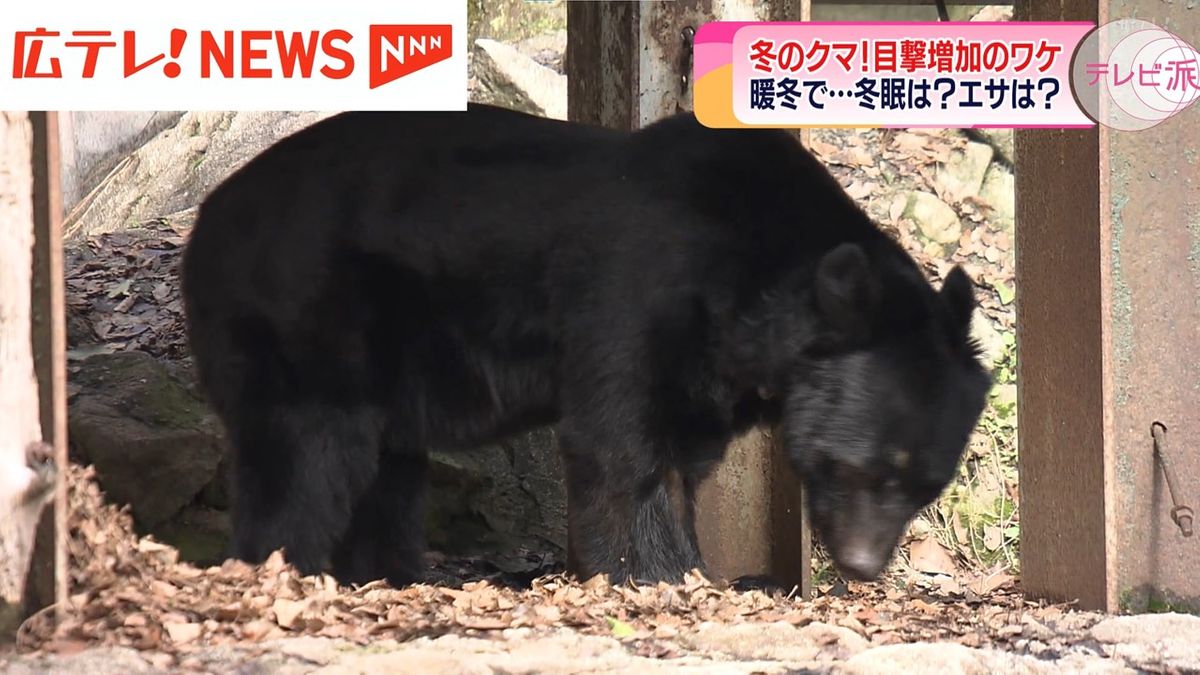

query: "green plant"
left=922, top=327, right=1021, bottom=575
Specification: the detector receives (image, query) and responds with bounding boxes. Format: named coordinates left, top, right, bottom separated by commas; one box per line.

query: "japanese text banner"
left=695, top=22, right=1095, bottom=129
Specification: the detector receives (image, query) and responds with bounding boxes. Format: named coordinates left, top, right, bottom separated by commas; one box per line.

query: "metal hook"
left=1152, top=422, right=1193, bottom=537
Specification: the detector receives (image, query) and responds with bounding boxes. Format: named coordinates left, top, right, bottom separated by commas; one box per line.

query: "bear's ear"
left=940, top=265, right=976, bottom=335
left=815, top=243, right=877, bottom=334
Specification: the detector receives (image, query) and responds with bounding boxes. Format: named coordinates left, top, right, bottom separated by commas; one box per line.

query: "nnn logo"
left=369, top=24, right=452, bottom=89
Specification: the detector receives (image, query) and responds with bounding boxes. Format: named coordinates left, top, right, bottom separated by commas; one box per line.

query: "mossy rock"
left=69, top=351, right=225, bottom=529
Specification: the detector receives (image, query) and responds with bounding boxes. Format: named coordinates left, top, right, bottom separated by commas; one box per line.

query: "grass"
left=924, top=328, right=1020, bottom=575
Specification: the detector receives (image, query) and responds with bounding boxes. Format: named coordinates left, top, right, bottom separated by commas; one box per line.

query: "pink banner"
left=695, top=21, right=1095, bottom=129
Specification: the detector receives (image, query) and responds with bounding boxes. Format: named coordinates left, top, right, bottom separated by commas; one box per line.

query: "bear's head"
left=737, top=242, right=992, bottom=581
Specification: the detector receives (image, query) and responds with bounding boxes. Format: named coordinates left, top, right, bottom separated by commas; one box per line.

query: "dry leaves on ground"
left=811, top=127, right=1015, bottom=331
left=17, top=464, right=1094, bottom=666
left=65, top=218, right=192, bottom=364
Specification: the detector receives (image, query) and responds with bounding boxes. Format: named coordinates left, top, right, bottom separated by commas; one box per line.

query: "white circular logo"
left=1071, top=19, right=1200, bottom=131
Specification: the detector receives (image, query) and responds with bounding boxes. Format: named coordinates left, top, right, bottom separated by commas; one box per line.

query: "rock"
left=937, top=142, right=994, bottom=201
left=516, top=29, right=566, bottom=73
left=315, top=630, right=792, bottom=674
left=470, top=0, right=566, bottom=44
left=69, top=351, right=224, bottom=529
left=71, top=348, right=564, bottom=556
left=148, top=505, right=231, bottom=566
left=979, top=165, right=1016, bottom=234
left=0, top=646, right=159, bottom=675
left=992, top=383, right=1018, bottom=410
left=683, top=621, right=869, bottom=662
left=59, top=111, right=185, bottom=210
left=427, top=428, right=566, bottom=554
left=904, top=191, right=963, bottom=247
left=970, top=309, right=1007, bottom=370
left=975, top=128, right=1015, bottom=166
left=1091, top=613, right=1200, bottom=672
left=838, top=643, right=1052, bottom=674
left=199, top=456, right=232, bottom=510
left=970, top=6, right=1015, bottom=22
left=472, top=39, right=568, bottom=120
left=64, top=111, right=335, bottom=239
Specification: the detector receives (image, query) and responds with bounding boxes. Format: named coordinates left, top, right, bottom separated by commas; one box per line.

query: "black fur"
left=180, top=104, right=991, bottom=586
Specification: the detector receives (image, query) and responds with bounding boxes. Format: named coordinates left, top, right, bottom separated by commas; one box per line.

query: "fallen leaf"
left=845, top=180, right=876, bottom=200
left=983, top=526, right=1004, bottom=551
left=106, top=278, right=133, bottom=299
left=272, top=598, right=309, bottom=629
left=909, top=537, right=958, bottom=576
left=993, top=280, right=1016, bottom=305
left=607, top=616, right=636, bottom=639
left=809, top=138, right=839, bottom=160
left=967, top=570, right=1015, bottom=596
left=163, top=621, right=201, bottom=645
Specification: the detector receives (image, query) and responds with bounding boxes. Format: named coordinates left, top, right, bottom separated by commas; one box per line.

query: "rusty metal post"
left=567, top=1, right=812, bottom=596
left=27, top=111, right=69, bottom=620
left=1016, top=0, right=1200, bottom=613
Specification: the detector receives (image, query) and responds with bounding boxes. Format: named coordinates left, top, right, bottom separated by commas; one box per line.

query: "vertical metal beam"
left=1016, top=0, right=1200, bottom=612
left=27, top=111, right=68, bottom=620
left=567, top=1, right=811, bottom=595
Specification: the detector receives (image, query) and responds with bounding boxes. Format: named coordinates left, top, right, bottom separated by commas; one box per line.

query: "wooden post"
left=28, top=111, right=69, bottom=623
left=0, top=112, right=61, bottom=639
left=567, top=0, right=812, bottom=596
left=1016, top=0, right=1200, bottom=612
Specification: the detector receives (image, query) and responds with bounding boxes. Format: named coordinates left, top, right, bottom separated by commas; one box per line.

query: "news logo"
left=694, top=21, right=1096, bottom=129
left=370, top=25, right=453, bottom=89
left=0, top=1, right=466, bottom=111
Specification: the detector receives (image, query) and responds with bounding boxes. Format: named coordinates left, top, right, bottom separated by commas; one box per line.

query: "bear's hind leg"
left=559, top=428, right=705, bottom=584
left=227, top=403, right=384, bottom=578
left=330, top=444, right=428, bottom=587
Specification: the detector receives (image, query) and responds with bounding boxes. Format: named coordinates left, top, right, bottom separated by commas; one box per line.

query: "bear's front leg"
left=557, top=424, right=706, bottom=584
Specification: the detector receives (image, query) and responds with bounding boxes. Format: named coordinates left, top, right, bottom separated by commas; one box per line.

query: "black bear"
left=181, top=104, right=991, bottom=587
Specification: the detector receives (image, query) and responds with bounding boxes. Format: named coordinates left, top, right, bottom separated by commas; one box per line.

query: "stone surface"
left=516, top=29, right=567, bottom=73
left=937, top=142, right=995, bottom=201
left=0, top=646, right=158, bottom=675
left=980, top=166, right=1016, bottom=234
left=64, top=111, right=335, bottom=240
left=69, top=351, right=224, bottom=529
left=472, top=38, right=568, bottom=120
left=427, top=428, right=567, bottom=554
left=58, top=111, right=185, bottom=210
left=147, top=505, right=230, bottom=566
left=469, top=0, right=566, bottom=44
left=992, top=383, right=1018, bottom=411
left=837, top=643, right=1051, bottom=674
left=69, top=352, right=566, bottom=557
left=904, top=191, right=963, bottom=246
left=683, top=621, right=869, bottom=662
left=5, top=619, right=1189, bottom=674
left=975, top=128, right=1015, bottom=166
left=1090, top=613, right=1200, bottom=672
